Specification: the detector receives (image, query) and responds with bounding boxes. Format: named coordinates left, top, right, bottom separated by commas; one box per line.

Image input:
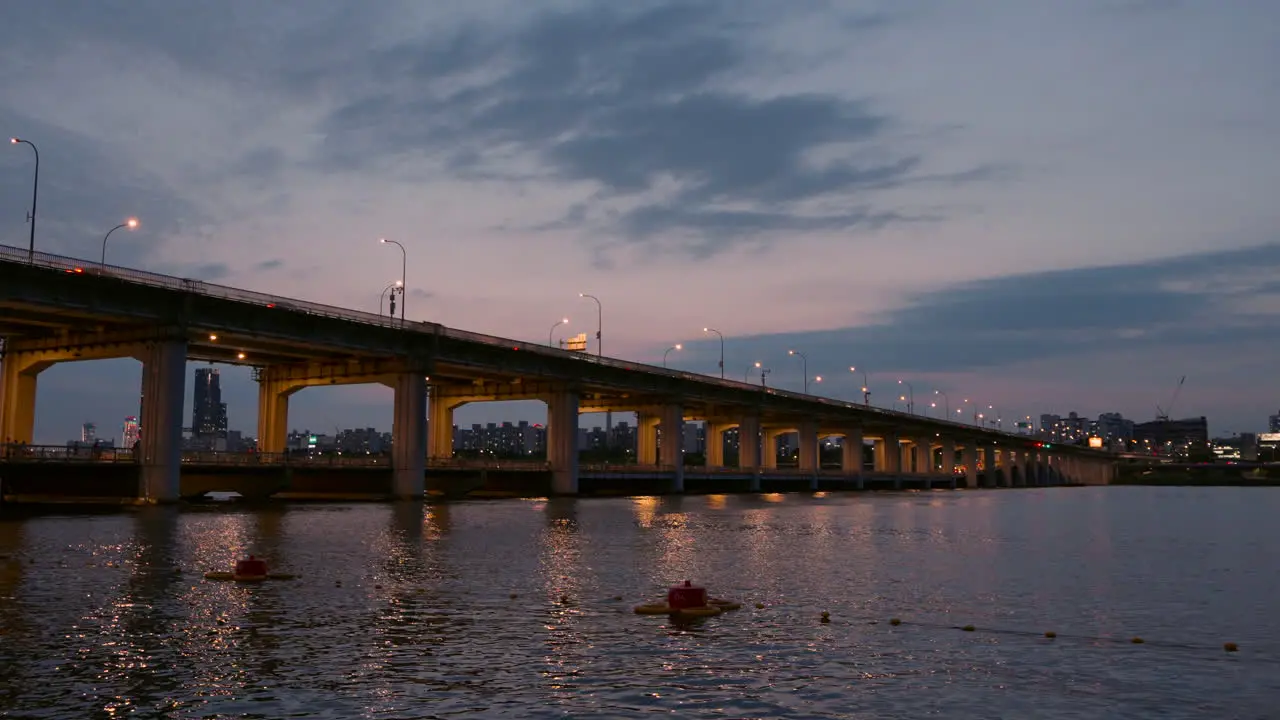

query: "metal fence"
left=0, top=243, right=1039, bottom=442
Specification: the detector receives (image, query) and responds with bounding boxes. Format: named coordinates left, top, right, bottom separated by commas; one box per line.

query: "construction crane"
left=1155, top=375, right=1186, bottom=422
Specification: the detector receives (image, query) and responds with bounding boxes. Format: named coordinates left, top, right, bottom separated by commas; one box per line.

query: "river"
left=0, top=486, right=1275, bottom=718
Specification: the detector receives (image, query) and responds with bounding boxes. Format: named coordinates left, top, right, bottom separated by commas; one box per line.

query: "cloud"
left=677, top=242, right=1280, bottom=375
left=316, top=2, right=987, bottom=256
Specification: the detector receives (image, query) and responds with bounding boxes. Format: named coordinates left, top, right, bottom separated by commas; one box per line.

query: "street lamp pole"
left=579, top=293, right=602, bottom=356
left=788, top=349, right=809, bottom=393
left=850, top=366, right=869, bottom=406
left=98, top=217, right=138, bottom=267
left=10, top=138, right=38, bottom=261
left=379, top=281, right=402, bottom=317
left=703, top=327, right=724, bottom=378
left=934, top=390, right=950, bottom=418
left=379, top=238, right=407, bottom=321
left=548, top=317, right=569, bottom=347
left=663, top=344, right=682, bottom=367
left=745, top=361, right=761, bottom=382
left=897, top=379, right=915, bottom=414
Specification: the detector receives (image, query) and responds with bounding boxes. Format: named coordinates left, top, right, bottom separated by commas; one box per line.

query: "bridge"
left=0, top=244, right=1115, bottom=502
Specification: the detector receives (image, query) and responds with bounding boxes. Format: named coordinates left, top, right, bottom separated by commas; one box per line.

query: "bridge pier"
left=983, top=446, right=997, bottom=487
left=391, top=372, right=427, bottom=499
left=546, top=390, right=579, bottom=495
left=939, top=436, right=956, bottom=488
left=658, top=403, right=684, bottom=493
left=636, top=411, right=659, bottom=465
left=798, top=421, right=819, bottom=490
left=962, top=443, right=978, bottom=488
left=136, top=340, right=187, bottom=503
left=0, top=347, right=38, bottom=445
left=738, top=415, right=761, bottom=491
left=842, top=426, right=864, bottom=489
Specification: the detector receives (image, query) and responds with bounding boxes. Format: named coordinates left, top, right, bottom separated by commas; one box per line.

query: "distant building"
left=1269, top=411, right=1280, bottom=433
left=192, top=367, right=228, bottom=447
left=122, top=416, right=140, bottom=449
left=81, top=422, right=96, bottom=444
left=1132, top=417, right=1209, bottom=458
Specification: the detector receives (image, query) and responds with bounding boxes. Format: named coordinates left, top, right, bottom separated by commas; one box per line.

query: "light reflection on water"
left=0, top=488, right=1277, bottom=718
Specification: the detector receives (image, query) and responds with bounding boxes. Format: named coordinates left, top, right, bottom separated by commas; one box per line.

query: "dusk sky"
left=3, top=0, right=1279, bottom=444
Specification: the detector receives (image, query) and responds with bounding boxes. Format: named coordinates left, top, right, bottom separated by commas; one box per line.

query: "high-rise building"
left=192, top=367, right=228, bottom=442
left=81, top=422, right=96, bottom=444
left=1269, top=411, right=1280, bottom=433
left=122, top=416, right=141, bottom=449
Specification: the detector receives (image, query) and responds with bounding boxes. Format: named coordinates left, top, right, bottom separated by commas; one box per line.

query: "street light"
left=745, top=361, right=761, bottom=382
left=548, top=317, right=569, bottom=347
left=10, top=137, right=39, bottom=261
left=379, top=280, right=402, bottom=317
left=850, top=366, right=869, bottom=406
left=703, top=327, right=724, bottom=378
left=379, top=238, right=407, bottom=321
left=898, top=379, right=914, bottom=414
left=934, top=390, right=950, bottom=418
left=579, top=293, right=602, bottom=356
left=663, top=343, right=682, bottom=367
left=788, top=349, right=809, bottom=393
left=100, top=217, right=139, bottom=268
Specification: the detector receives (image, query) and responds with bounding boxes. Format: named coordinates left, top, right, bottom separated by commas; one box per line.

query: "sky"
left=3, top=0, right=1279, bottom=444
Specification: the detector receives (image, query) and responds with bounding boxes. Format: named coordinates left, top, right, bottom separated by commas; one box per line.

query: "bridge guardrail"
left=1, top=244, right=1060, bottom=447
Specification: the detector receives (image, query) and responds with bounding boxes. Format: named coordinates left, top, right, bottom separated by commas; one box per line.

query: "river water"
left=0, top=487, right=1275, bottom=719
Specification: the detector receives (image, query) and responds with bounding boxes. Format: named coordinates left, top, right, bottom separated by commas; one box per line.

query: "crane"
left=1155, top=375, right=1186, bottom=422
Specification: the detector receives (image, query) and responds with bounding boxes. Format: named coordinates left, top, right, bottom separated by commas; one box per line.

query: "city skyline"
left=4, top=1, right=1280, bottom=441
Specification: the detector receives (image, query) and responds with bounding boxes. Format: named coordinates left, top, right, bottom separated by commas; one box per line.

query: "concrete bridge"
left=0, top=244, right=1115, bottom=502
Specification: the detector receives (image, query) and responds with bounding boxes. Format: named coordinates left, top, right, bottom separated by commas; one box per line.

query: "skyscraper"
left=192, top=367, right=228, bottom=441
left=122, top=416, right=140, bottom=450
left=81, top=422, right=96, bottom=444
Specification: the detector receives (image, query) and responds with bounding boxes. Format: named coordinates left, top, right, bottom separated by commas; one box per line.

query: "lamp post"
left=378, top=238, right=407, bottom=321
left=988, top=405, right=1002, bottom=430
left=745, top=361, right=761, bottom=382
left=578, top=293, right=602, bottom=356
left=548, top=317, right=569, bottom=347
left=379, top=281, right=402, bottom=317
left=10, top=137, right=38, bottom=261
left=703, top=327, right=724, bottom=378
left=663, top=343, right=682, bottom=367
left=850, top=366, right=869, bottom=406
left=934, top=390, right=950, bottom=418
left=100, top=218, right=139, bottom=268
left=788, top=349, right=809, bottom=393
left=898, top=379, right=914, bottom=414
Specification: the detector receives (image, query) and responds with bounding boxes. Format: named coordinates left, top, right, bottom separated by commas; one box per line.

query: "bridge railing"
left=2, top=244, right=1046, bottom=446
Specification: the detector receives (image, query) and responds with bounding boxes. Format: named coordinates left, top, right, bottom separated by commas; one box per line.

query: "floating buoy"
left=754, top=602, right=765, bottom=609
left=820, top=611, right=830, bottom=624
left=509, top=593, right=518, bottom=599
left=1224, top=642, right=1239, bottom=652
left=1130, top=637, right=1144, bottom=644
left=202, top=555, right=295, bottom=583
left=962, top=625, right=976, bottom=632
left=633, top=581, right=742, bottom=619
left=889, top=618, right=902, bottom=626
left=1045, top=631, right=1057, bottom=639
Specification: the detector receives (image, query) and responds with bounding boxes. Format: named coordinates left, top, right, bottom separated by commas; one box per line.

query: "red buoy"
left=667, top=580, right=708, bottom=610
left=235, top=555, right=268, bottom=577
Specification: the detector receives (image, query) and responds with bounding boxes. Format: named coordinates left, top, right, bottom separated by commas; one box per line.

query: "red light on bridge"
left=266, top=303, right=276, bottom=308
left=65, top=267, right=84, bottom=274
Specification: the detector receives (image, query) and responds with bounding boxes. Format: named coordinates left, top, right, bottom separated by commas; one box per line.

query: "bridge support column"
left=1004, top=449, right=1018, bottom=487
left=842, top=427, right=864, bottom=489
left=704, top=421, right=728, bottom=467
left=137, top=340, right=187, bottom=503
left=914, top=436, right=933, bottom=488
left=658, top=404, right=684, bottom=493
left=0, top=349, right=38, bottom=445
left=428, top=395, right=456, bottom=461
left=939, top=437, right=956, bottom=488
left=636, top=412, right=659, bottom=465
left=390, top=373, right=426, bottom=499
left=962, top=443, right=978, bottom=488
left=983, top=446, right=997, bottom=488
left=761, top=428, right=781, bottom=470
left=255, top=377, right=296, bottom=454
left=547, top=390, right=579, bottom=495
left=737, top=416, right=760, bottom=471
left=1025, top=451, right=1039, bottom=486
left=798, top=422, right=819, bottom=489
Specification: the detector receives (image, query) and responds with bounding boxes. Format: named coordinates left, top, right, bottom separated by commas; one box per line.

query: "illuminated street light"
left=703, top=327, right=724, bottom=378
left=100, top=217, right=139, bottom=268
left=548, top=317, right=569, bottom=347
left=788, top=349, right=809, bottom=393
left=379, top=238, right=407, bottom=321
left=850, top=366, right=869, bottom=406
left=10, top=137, right=38, bottom=261
left=663, top=343, right=683, bottom=367
left=898, top=379, right=915, bottom=414
left=579, top=293, right=602, bottom=356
